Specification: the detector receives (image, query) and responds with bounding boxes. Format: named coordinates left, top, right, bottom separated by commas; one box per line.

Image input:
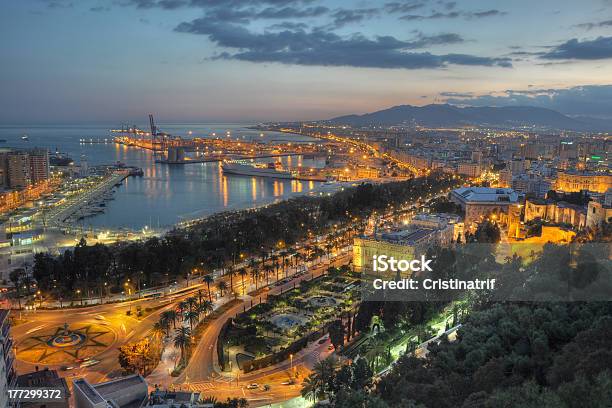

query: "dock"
left=45, top=170, right=130, bottom=227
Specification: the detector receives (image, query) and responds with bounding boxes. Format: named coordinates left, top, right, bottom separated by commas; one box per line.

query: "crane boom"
left=149, top=114, right=157, bottom=139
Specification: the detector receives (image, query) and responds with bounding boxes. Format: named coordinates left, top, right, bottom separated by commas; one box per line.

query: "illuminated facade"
left=524, top=198, right=586, bottom=229
left=0, top=310, right=17, bottom=408
left=450, top=187, right=520, bottom=227
left=555, top=171, right=612, bottom=193
left=353, top=219, right=455, bottom=272
left=457, top=162, right=482, bottom=178
left=586, top=200, right=612, bottom=229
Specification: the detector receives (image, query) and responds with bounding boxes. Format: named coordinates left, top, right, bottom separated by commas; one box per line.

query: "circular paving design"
left=16, top=323, right=115, bottom=365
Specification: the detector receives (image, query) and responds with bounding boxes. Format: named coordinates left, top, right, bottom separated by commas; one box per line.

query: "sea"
left=0, top=123, right=325, bottom=230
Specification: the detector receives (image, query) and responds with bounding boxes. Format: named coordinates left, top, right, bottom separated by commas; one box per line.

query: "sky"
left=1, top=0, right=612, bottom=123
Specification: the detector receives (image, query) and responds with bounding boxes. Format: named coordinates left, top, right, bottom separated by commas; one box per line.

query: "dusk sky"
left=2, top=0, right=612, bottom=123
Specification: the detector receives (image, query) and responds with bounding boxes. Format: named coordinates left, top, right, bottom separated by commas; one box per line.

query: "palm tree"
left=151, top=321, right=165, bottom=339
left=263, top=264, right=274, bottom=286
left=280, top=250, right=289, bottom=275
left=203, top=274, right=214, bottom=302
left=301, top=374, right=320, bottom=402
left=293, top=252, right=303, bottom=272
left=184, top=310, right=199, bottom=330
left=270, top=254, right=279, bottom=281
left=283, top=258, right=291, bottom=278
left=238, top=268, right=248, bottom=295
left=217, top=281, right=228, bottom=297
left=177, top=300, right=188, bottom=316
left=303, top=356, right=337, bottom=402
left=185, top=296, right=198, bottom=312
left=161, top=310, right=178, bottom=329
left=250, top=267, right=260, bottom=290
left=158, top=317, right=170, bottom=336
left=174, top=326, right=192, bottom=365
left=227, top=267, right=236, bottom=293
left=198, top=300, right=213, bottom=317
left=313, top=356, right=337, bottom=385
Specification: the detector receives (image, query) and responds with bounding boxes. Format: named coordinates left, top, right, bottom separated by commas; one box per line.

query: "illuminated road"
left=173, top=252, right=352, bottom=406
left=11, top=284, right=205, bottom=385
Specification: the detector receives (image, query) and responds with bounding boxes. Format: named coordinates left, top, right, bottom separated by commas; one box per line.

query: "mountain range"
left=327, top=104, right=610, bottom=131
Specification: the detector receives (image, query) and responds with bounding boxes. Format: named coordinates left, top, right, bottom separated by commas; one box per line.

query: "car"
left=80, top=359, right=100, bottom=368
left=246, top=383, right=259, bottom=390
left=318, top=337, right=328, bottom=344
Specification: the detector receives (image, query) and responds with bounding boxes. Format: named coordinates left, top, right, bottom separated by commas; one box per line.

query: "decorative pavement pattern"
left=16, top=323, right=115, bottom=364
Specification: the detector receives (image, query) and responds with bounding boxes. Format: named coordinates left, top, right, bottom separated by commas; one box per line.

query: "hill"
left=327, top=104, right=605, bottom=131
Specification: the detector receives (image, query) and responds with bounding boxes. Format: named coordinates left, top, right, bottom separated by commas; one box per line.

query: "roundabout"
left=16, top=322, right=116, bottom=365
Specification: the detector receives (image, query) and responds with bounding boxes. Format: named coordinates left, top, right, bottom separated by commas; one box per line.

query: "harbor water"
left=0, top=123, right=325, bottom=229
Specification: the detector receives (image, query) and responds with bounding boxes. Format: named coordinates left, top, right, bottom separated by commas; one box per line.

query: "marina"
left=0, top=123, right=326, bottom=229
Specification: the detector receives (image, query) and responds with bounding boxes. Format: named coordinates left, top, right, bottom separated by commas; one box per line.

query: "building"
left=450, top=187, right=520, bottom=227
left=16, top=368, right=70, bottom=408
left=29, top=148, right=50, bottom=184
left=73, top=375, right=148, bottom=408
left=147, top=390, right=211, bottom=408
left=524, top=198, right=586, bottom=229
left=511, top=173, right=553, bottom=198
left=355, top=167, right=380, bottom=179
left=555, top=170, right=612, bottom=194
left=0, top=310, right=17, bottom=408
left=7, top=151, right=31, bottom=189
left=410, top=213, right=463, bottom=241
left=0, top=149, right=10, bottom=188
left=353, top=214, right=458, bottom=272
left=586, top=200, right=612, bottom=229
left=457, top=162, right=481, bottom=178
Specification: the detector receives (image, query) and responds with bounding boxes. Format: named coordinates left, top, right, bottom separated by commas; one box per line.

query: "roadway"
left=11, top=283, right=206, bottom=385
left=174, top=252, right=352, bottom=406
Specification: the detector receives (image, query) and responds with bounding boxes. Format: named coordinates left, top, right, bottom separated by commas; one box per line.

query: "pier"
left=44, top=170, right=131, bottom=227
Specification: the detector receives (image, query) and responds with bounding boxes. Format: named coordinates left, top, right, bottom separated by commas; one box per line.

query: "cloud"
left=441, top=84, right=612, bottom=117
left=384, top=1, right=425, bottom=13
left=123, top=0, right=187, bottom=8
left=439, top=91, right=473, bottom=97
left=575, top=19, right=612, bottom=30
left=121, top=0, right=314, bottom=9
left=330, top=8, right=379, bottom=28
left=541, top=36, right=612, bottom=60
left=400, top=9, right=505, bottom=20
left=90, top=5, right=110, bottom=12
left=38, top=0, right=73, bottom=8
left=195, top=5, right=329, bottom=24
left=175, top=20, right=511, bottom=70
left=267, top=21, right=308, bottom=30
left=257, top=6, right=329, bottom=19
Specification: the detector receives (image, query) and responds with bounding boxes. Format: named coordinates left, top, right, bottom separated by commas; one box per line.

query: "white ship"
left=221, top=161, right=293, bottom=179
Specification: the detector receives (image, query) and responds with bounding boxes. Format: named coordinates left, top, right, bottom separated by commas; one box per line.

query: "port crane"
left=149, top=114, right=157, bottom=140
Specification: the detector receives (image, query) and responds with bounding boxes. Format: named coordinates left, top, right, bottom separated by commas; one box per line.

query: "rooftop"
left=452, top=187, right=519, bottom=204
left=94, top=374, right=147, bottom=396
left=380, top=228, right=437, bottom=245
left=73, top=379, right=104, bottom=404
